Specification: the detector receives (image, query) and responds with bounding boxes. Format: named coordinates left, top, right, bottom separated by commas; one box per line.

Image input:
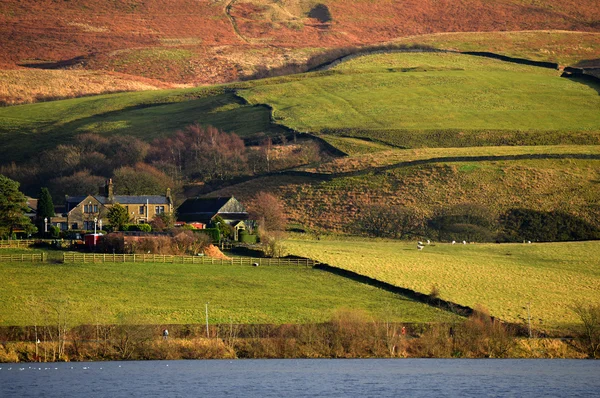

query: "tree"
left=107, top=203, right=130, bottom=231
left=37, top=187, right=55, bottom=231
left=248, top=192, right=287, bottom=232
left=0, top=174, right=37, bottom=238
left=48, top=170, right=105, bottom=200
left=354, top=204, right=425, bottom=239
left=150, top=212, right=176, bottom=232
left=113, top=163, right=175, bottom=196
left=571, top=302, right=600, bottom=359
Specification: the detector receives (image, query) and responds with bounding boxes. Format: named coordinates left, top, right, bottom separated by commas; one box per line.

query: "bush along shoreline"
left=1, top=309, right=595, bottom=362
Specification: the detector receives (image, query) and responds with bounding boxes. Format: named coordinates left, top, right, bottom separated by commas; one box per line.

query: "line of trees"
left=3, top=303, right=598, bottom=361
left=1, top=124, right=323, bottom=203
left=353, top=202, right=600, bottom=242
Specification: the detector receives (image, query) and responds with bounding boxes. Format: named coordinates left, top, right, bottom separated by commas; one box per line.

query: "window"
left=139, top=205, right=145, bottom=214
left=155, top=206, right=165, bottom=215
left=84, top=204, right=97, bottom=213
left=94, top=205, right=98, bottom=213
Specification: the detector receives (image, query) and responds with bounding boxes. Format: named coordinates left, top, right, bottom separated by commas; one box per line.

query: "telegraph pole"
left=205, top=302, right=210, bottom=338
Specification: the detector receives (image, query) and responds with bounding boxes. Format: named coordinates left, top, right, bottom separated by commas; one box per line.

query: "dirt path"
left=224, top=0, right=250, bottom=44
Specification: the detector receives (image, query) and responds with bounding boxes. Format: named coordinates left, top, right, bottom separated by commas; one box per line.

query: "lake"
left=1, top=359, right=598, bottom=397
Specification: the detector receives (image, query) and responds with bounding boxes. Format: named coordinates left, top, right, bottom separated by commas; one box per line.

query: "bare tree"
left=571, top=302, right=600, bottom=358
left=249, top=192, right=287, bottom=232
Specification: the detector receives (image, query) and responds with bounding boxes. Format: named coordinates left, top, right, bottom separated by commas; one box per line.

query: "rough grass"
left=0, top=69, right=169, bottom=106
left=239, top=53, right=600, bottom=135
left=285, top=238, right=600, bottom=331
left=0, top=260, right=457, bottom=326
left=209, top=156, right=600, bottom=234
left=303, top=144, right=600, bottom=173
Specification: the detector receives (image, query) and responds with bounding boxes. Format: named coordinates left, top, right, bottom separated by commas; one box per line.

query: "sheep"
left=417, top=244, right=425, bottom=250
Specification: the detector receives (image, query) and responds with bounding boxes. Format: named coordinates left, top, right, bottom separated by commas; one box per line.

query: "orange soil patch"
left=204, top=244, right=232, bottom=260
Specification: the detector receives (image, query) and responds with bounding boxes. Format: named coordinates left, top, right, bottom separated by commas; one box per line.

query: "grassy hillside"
left=208, top=152, right=600, bottom=232
left=240, top=53, right=600, bottom=137
left=285, top=238, right=600, bottom=331
left=0, top=259, right=457, bottom=326
left=0, top=87, right=288, bottom=163
left=3, top=52, right=597, bottom=163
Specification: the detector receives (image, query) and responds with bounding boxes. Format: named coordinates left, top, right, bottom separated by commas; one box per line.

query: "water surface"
left=1, top=359, right=598, bottom=397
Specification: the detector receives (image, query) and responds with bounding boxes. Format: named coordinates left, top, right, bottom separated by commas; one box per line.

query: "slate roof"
left=177, top=197, right=233, bottom=214
left=96, top=195, right=170, bottom=205
left=177, top=197, right=248, bottom=223
left=66, top=195, right=170, bottom=206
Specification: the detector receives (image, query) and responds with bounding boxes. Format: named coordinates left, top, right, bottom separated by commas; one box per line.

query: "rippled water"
left=1, top=359, right=599, bottom=397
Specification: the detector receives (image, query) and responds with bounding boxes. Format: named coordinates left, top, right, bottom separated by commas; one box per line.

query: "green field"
left=240, top=53, right=600, bottom=141
left=393, top=31, right=600, bottom=67
left=0, top=88, right=286, bottom=163
left=0, top=259, right=457, bottom=326
left=2, top=52, right=599, bottom=163
left=285, top=238, right=600, bottom=331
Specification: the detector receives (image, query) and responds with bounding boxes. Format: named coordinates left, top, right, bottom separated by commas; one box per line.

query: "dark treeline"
left=353, top=203, right=600, bottom=242
left=0, top=124, right=323, bottom=203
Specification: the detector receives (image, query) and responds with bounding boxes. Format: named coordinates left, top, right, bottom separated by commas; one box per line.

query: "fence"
left=62, top=252, right=317, bottom=267
left=0, top=253, right=46, bottom=262
left=0, top=240, right=37, bottom=248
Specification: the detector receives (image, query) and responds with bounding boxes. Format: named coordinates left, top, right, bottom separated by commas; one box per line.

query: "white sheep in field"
left=417, top=244, right=425, bottom=250
left=452, top=241, right=456, bottom=245
left=427, top=239, right=431, bottom=245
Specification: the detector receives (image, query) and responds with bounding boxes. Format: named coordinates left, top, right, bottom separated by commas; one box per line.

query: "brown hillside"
left=2, top=0, right=599, bottom=69
left=204, top=157, right=600, bottom=233
left=1, top=0, right=599, bottom=103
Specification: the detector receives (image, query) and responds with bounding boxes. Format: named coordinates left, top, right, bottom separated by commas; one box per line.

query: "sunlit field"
left=286, top=238, right=600, bottom=331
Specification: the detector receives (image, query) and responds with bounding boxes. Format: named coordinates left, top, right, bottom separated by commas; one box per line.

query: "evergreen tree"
left=37, top=187, right=55, bottom=230
left=0, top=175, right=37, bottom=238
left=107, top=203, right=130, bottom=231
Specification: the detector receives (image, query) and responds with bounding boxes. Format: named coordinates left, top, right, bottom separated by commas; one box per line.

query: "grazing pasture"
left=285, top=238, right=600, bottom=331
left=240, top=53, right=600, bottom=140
left=0, top=260, right=457, bottom=326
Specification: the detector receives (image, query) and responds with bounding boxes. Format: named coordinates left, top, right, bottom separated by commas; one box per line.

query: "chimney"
left=106, top=179, right=114, bottom=201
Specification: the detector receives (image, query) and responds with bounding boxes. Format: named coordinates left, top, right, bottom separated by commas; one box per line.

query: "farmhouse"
left=50, top=179, right=173, bottom=230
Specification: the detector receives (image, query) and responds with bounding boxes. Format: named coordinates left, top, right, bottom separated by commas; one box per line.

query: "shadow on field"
left=314, top=262, right=474, bottom=318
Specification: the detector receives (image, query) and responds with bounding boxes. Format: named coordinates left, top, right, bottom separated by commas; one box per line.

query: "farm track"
left=277, top=153, right=600, bottom=181
left=197, top=152, right=600, bottom=194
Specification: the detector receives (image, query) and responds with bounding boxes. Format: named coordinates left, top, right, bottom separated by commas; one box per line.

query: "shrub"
left=123, top=224, right=152, bottom=232
left=308, top=4, right=332, bottom=23
left=239, top=231, right=257, bottom=244
left=499, top=209, right=600, bottom=242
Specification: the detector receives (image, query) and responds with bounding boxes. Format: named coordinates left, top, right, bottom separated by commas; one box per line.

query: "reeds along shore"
left=0, top=316, right=590, bottom=362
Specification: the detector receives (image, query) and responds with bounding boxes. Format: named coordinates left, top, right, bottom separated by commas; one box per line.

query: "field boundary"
left=0, top=253, right=46, bottom=262
left=0, top=240, right=37, bottom=248
left=62, top=252, right=316, bottom=266
left=315, top=262, right=474, bottom=318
